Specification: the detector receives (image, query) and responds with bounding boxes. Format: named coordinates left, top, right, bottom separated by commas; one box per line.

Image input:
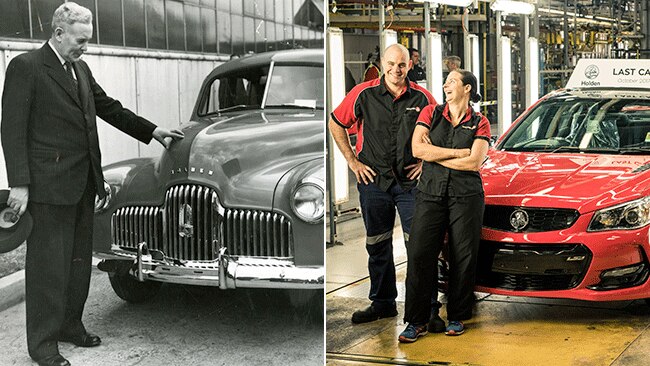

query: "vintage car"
left=475, top=59, right=650, bottom=302
left=92, top=49, right=325, bottom=304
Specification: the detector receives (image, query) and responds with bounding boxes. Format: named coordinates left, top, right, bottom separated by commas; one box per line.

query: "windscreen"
left=499, top=96, right=650, bottom=154
left=203, top=63, right=323, bottom=114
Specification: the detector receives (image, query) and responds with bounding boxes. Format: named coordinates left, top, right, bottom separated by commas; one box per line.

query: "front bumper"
left=477, top=218, right=650, bottom=301
left=95, top=244, right=324, bottom=290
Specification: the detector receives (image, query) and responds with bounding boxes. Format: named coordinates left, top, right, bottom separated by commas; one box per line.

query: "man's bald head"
left=384, top=44, right=409, bottom=62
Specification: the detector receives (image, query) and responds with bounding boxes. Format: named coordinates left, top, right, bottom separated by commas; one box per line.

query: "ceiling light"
left=491, top=0, right=535, bottom=15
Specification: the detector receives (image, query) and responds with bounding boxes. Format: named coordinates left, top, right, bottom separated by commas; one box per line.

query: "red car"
left=476, top=59, right=650, bottom=302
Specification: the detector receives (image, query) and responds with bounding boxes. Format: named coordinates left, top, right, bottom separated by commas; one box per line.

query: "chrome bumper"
left=94, top=244, right=324, bottom=290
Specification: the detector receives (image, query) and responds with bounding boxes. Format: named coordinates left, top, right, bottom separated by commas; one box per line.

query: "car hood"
left=481, top=151, right=650, bottom=212
left=158, top=110, right=324, bottom=209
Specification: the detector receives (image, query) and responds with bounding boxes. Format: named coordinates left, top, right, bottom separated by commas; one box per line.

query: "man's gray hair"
left=444, top=55, right=462, bottom=68
left=51, top=2, right=93, bottom=32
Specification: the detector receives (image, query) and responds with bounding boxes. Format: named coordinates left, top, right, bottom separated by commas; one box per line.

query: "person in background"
left=1, top=3, right=183, bottom=365
left=362, top=47, right=381, bottom=82
left=442, top=55, right=462, bottom=102
left=444, top=55, right=462, bottom=73
left=399, top=69, right=490, bottom=343
left=329, top=44, right=437, bottom=325
left=407, top=48, right=426, bottom=82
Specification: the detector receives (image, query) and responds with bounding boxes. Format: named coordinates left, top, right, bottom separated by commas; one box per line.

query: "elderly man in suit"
left=0, top=3, right=183, bottom=366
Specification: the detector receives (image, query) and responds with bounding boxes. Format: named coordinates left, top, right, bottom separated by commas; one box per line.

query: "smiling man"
left=328, top=44, right=437, bottom=324
left=0, top=3, right=183, bottom=366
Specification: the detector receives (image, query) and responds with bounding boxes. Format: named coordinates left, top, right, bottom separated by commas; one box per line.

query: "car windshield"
left=500, top=96, right=650, bottom=154
left=264, top=65, right=324, bottom=109
left=203, top=63, right=323, bottom=114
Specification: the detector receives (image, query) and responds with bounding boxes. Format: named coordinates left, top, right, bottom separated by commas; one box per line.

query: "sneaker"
left=428, top=313, right=445, bottom=333
left=398, top=323, right=428, bottom=343
left=351, top=305, right=398, bottom=324
left=445, top=320, right=465, bottom=336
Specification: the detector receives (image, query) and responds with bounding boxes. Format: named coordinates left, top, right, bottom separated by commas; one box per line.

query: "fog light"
left=601, top=264, right=644, bottom=278
left=587, top=262, right=649, bottom=291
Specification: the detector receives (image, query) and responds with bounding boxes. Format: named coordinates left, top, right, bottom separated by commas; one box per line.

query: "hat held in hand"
left=0, top=189, right=32, bottom=253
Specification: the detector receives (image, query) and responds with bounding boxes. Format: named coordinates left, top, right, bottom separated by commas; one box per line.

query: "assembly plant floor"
left=326, top=215, right=650, bottom=366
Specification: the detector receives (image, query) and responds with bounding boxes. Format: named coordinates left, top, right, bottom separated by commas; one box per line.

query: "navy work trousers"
left=358, top=181, right=416, bottom=311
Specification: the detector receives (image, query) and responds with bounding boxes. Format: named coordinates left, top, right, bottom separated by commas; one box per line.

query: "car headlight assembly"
left=291, top=182, right=324, bottom=223
left=588, top=196, right=650, bottom=231
left=94, top=181, right=113, bottom=213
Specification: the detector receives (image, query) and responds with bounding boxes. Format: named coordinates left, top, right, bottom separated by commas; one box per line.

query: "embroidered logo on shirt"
left=461, top=125, right=477, bottom=130
left=406, top=107, right=421, bottom=112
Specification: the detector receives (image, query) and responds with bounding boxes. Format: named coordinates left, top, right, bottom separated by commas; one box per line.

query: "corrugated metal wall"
left=0, top=41, right=224, bottom=188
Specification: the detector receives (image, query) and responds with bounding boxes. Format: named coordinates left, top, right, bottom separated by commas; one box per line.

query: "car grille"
left=476, top=241, right=591, bottom=291
left=483, top=205, right=579, bottom=232
left=111, top=184, right=293, bottom=261
left=224, top=209, right=292, bottom=258
left=112, top=206, right=163, bottom=252
left=163, top=185, right=219, bottom=261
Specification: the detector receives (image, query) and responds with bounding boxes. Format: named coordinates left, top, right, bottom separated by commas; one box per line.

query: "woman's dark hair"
left=455, top=69, right=482, bottom=104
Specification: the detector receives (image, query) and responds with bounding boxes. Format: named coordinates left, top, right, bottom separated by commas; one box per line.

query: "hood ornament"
left=179, top=203, right=194, bottom=238
left=509, top=209, right=529, bottom=232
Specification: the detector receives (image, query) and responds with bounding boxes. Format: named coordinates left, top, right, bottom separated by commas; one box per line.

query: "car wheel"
left=108, top=270, right=162, bottom=303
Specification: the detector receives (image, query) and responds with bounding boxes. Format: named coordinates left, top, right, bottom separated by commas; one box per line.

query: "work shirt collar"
left=378, top=75, right=412, bottom=100
left=442, top=103, right=473, bottom=125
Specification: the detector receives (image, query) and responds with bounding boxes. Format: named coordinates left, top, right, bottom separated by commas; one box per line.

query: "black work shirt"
left=416, top=103, right=491, bottom=197
left=332, top=76, right=436, bottom=191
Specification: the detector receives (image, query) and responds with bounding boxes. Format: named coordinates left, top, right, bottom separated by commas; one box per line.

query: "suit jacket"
left=1, top=43, right=156, bottom=205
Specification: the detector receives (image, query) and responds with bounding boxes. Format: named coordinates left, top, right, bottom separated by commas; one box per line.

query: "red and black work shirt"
left=416, top=103, right=491, bottom=197
left=332, top=76, right=436, bottom=191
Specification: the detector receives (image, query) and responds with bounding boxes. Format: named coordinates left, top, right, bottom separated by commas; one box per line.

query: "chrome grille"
left=112, top=206, right=162, bottom=250
left=164, top=185, right=219, bottom=261
left=110, top=184, right=294, bottom=261
left=224, top=209, right=293, bottom=258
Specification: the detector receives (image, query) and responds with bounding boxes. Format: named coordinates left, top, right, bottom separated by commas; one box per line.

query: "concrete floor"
left=326, top=214, right=650, bottom=366
left=0, top=267, right=324, bottom=366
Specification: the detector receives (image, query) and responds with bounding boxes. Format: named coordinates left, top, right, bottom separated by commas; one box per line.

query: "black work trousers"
left=25, top=174, right=96, bottom=360
left=404, top=191, right=484, bottom=324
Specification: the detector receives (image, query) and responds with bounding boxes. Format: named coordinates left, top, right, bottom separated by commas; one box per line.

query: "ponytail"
left=456, top=69, right=481, bottom=105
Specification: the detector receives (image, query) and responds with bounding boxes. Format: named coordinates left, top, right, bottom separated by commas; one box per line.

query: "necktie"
left=64, top=61, right=78, bottom=92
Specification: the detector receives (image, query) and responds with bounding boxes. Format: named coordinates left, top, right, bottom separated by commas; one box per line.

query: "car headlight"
left=94, top=181, right=113, bottom=213
left=588, top=196, right=650, bottom=231
left=291, top=181, right=324, bottom=223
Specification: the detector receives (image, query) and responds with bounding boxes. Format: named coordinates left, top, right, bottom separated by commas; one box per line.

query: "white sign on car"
left=567, top=59, right=650, bottom=89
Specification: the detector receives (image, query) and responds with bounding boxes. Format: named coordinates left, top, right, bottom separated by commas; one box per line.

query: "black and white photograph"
left=325, top=1, right=650, bottom=365
left=0, top=1, right=324, bottom=365
left=3, top=0, right=650, bottom=365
